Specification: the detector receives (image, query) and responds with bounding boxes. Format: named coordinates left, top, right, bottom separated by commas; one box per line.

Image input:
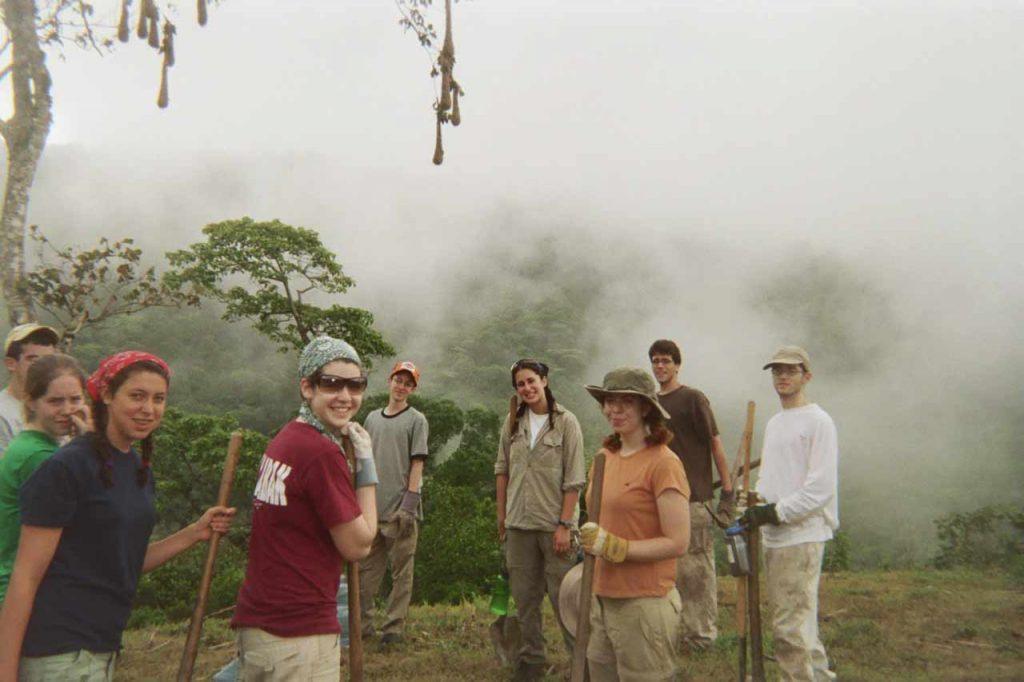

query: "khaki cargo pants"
left=359, top=518, right=419, bottom=637
left=505, top=528, right=575, bottom=666
left=764, top=541, right=836, bottom=682
left=675, top=501, right=718, bottom=649
left=236, top=628, right=340, bottom=680
left=19, top=650, right=116, bottom=681
left=586, top=588, right=682, bottom=682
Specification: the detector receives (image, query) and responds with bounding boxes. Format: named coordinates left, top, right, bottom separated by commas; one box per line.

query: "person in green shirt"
left=0, top=353, right=89, bottom=600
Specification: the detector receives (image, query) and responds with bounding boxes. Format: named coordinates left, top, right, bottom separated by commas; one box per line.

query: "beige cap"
left=557, top=562, right=584, bottom=638
left=4, top=323, right=59, bottom=356
left=763, top=345, right=810, bottom=371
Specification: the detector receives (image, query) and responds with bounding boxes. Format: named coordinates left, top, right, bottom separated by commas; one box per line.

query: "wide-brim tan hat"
left=584, top=366, right=671, bottom=420
left=558, top=562, right=584, bottom=638
left=762, top=345, right=811, bottom=371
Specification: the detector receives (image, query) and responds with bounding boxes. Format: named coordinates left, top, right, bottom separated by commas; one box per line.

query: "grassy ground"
left=118, top=568, right=1023, bottom=680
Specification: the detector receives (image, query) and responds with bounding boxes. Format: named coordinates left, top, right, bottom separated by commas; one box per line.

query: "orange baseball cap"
left=389, top=361, right=420, bottom=386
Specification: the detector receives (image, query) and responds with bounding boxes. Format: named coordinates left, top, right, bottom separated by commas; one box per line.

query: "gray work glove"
left=341, top=423, right=377, bottom=488
left=394, top=490, right=420, bottom=538
left=717, top=488, right=736, bottom=520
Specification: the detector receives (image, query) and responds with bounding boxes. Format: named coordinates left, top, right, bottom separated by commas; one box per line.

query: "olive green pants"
left=675, top=501, right=718, bottom=649
left=505, top=527, right=575, bottom=666
left=359, top=518, right=419, bottom=637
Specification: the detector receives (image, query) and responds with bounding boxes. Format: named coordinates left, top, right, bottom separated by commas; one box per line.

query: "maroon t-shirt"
left=232, top=420, right=362, bottom=636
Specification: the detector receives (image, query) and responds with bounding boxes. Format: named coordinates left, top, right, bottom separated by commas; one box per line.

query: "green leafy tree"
left=432, top=407, right=501, bottom=497
left=21, top=225, right=199, bottom=351
left=151, top=407, right=268, bottom=544
left=166, top=217, right=394, bottom=360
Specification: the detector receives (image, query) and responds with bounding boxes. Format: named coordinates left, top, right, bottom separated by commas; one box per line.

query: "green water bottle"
left=489, top=571, right=510, bottom=616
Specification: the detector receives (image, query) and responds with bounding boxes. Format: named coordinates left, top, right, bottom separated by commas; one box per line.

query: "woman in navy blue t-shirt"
left=0, top=351, right=235, bottom=681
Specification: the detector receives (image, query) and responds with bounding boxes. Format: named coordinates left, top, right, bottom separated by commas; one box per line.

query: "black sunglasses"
left=314, top=373, right=368, bottom=395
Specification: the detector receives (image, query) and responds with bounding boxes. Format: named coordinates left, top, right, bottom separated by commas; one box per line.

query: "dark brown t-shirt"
left=657, top=385, right=719, bottom=501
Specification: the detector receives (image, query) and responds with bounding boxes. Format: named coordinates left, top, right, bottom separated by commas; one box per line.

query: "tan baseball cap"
left=4, top=323, right=59, bottom=356
left=763, top=345, right=811, bottom=371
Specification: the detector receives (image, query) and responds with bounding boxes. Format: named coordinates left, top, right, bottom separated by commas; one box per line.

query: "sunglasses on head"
left=314, top=373, right=368, bottom=395
left=510, top=359, right=549, bottom=376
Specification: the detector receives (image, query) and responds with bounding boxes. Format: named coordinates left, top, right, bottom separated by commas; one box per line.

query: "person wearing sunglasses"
left=495, top=359, right=585, bottom=682
left=742, top=346, right=838, bottom=682
left=358, top=361, right=429, bottom=647
left=231, top=336, right=379, bottom=680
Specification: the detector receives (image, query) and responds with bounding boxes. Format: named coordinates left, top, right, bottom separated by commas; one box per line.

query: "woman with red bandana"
left=0, top=351, right=235, bottom=681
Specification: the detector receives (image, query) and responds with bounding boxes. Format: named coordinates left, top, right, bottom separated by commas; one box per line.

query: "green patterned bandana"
left=297, top=336, right=363, bottom=440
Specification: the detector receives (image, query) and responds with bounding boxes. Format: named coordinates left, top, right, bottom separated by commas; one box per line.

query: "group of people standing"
left=0, top=320, right=838, bottom=682
left=495, top=339, right=839, bottom=682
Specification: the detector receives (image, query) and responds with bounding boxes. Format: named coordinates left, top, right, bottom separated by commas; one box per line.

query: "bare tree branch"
left=0, top=61, right=13, bottom=82
left=73, top=1, right=103, bottom=55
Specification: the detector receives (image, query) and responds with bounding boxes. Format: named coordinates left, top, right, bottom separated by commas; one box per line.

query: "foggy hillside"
left=4, top=1, right=1022, bottom=565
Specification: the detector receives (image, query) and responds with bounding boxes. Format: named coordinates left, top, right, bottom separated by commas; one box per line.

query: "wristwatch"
left=556, top=519, right=573, bottom=529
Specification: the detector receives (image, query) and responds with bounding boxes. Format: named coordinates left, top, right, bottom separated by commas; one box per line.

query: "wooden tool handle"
left=570, top=451, right=606, bottom=682
left=177, top=431, right=243, bottom=682
left=343, top=435, right=364, bottom=682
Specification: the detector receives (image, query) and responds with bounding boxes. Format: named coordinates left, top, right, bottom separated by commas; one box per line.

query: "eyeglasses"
left=315, top=374, right=368, bottom=395
left=511, top=359, right=549, bottom=375
left=770, top=365, right=804, bottom=377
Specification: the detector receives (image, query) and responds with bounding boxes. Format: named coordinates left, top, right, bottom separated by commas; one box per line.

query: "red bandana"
left=87, top=351, right=171, bottom=402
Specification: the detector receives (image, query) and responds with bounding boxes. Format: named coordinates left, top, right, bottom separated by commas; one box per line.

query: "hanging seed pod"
left=439, top=70, right=452, bottom=112
left=450, top=81, right=461, bottom=126
left=432, top=113, right=444, bottom=165
left=117, top=0, right=130, bottom=43
left=136, top=0, right=149, bottom=39
left=161, top=20, right=176, bottom=67
left=148, top=12, right=160, bottom=48
left=437, top=0, right=455, bottom=112
left=157, top=62, right=169, bottom=108
left=197, top=0, right=208, bottom=26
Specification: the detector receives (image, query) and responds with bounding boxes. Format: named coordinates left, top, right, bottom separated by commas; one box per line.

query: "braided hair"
left=89, top=360, right=168, bottom=488
left=508, top=360, right=557, bottom=438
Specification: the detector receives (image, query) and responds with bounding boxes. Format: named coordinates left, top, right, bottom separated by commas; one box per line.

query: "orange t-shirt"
left=585, top=445, right=690, bottom=598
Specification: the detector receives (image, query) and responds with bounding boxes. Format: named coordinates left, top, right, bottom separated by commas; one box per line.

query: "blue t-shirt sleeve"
left=20, top=457, right=78, bottom=527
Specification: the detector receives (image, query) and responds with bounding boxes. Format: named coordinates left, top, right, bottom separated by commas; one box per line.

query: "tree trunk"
left=1, top=0, right=53, bottom=325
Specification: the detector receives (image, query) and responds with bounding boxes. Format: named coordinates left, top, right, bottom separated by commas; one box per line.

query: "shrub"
left=933, top=505, right=1024, bottom=569
left=130, top=408, right=268, bottom=626
left=823, top=530, right=851, bottom=572
left=415, top=480, right=502, bottom=604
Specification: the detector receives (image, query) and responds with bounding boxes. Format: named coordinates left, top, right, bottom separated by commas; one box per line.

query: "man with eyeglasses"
left=743, top=346, right=838, bottom=681
left=648, top=339, right=733, bottom=651
left=358, top=361, right=430, bottom=647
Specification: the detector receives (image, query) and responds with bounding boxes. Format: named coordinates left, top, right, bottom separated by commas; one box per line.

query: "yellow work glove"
left=580, top=522, right=629, bottom=563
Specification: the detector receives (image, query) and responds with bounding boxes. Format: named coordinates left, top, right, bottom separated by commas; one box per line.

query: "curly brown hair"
left=601, top=397, right=673, bottom=451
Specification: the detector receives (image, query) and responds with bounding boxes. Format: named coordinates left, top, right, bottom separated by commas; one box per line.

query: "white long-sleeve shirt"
left=755, top=403, right=839, bottom=549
